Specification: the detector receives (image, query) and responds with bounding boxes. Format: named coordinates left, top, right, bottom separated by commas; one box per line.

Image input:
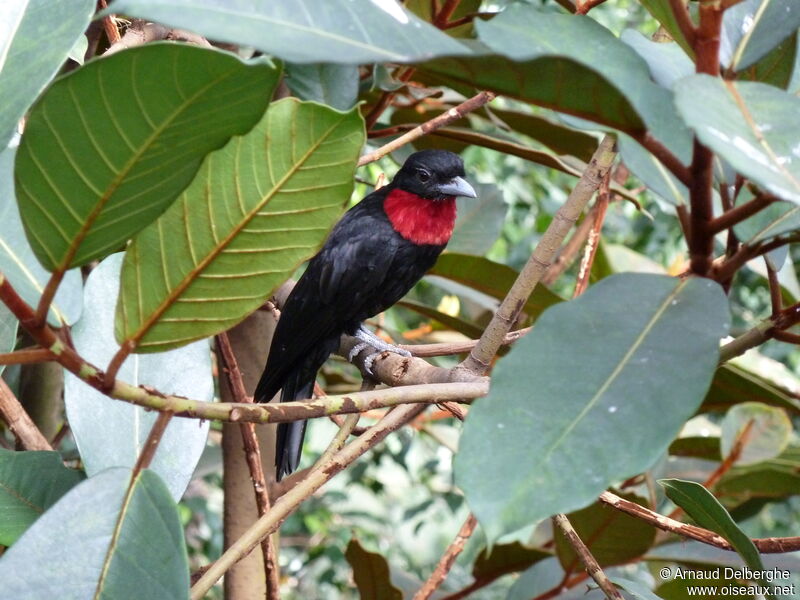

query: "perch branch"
left=0, top=378, right=53, bottom=451
left=460, top=134, right=617, bottom=375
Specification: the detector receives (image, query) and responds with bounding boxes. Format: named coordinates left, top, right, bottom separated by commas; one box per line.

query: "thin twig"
left=668, top=0, right=697, bottom=48
left=131, top=411, right=173, bottom=475
left=190, top=404, right=428, bottom=599
left=414, top=514, right=478, bottom=600
left=634, top=132, right=692, bottom=186
left=767, top=259, right=782, bottom=318
left=552, top=514, right=624, bottom=600
left=0, top=347, right=55, bottom=366
left=459, top=134, right=617, bottom=375
left=217, top=332, right=280, bottom=600
left=313, top=414, right=360, bottom=471
left=542, top=207, right=598, bottom=286
left=708, top=193, right=775, bottom=234
left=599, top=491, right=800, bottom=552
left=358, top=91, right=496, bottom=166
left=0, top=378, right=53, bottom=451
left=364, top=67, right=415, bottom=130
left=433, top=0, right=462, bottom=28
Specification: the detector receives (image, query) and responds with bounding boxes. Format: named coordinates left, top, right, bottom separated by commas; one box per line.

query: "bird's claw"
left=348, top=326, right=412, bottom=376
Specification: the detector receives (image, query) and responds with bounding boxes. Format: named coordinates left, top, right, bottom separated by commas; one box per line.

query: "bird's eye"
left=417, top=170, right=431, bottom=183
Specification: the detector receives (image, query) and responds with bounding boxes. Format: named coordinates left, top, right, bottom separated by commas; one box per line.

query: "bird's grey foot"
left=348, top=325, right=411, bottom=376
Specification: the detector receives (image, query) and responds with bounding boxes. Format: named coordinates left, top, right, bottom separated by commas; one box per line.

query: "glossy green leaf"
left=0, top=468, right=189, bottom=600
left=449, top=183, right=506, bottom=256
left=117, top=99, right=364, bottom=352
left=554, top=493, right=656, bottom=570
left=669, top=436, right=723, bottom=461
left=0, top=0, right=94, bottom=149
left=428, top=254, right=562, bottom=322
left=107, top=0, right=470, bottom=64
left=16, top=43, right=279, bottom=272
left=0, top=146, right=82, bottom=326
left=285, top=63, right=359, bottom=110
left=659, top=479, right=766, bottom=577
left=674, top=76, right=800, bottom=204
left=721, top=0, right=800, bottom=72
left=0, top=449, right=83, bottom=546
left=345, top=538, right=402, bottom=600
left=456, top=274, right=729, bottom=542
left=0, top=302, right=15, bottom=376
left=471, top=542, right=549, bottom=581
left=455, top=5, right=692, bottom=157
left=65, top=254, right=213, bottom=500
left=720, top=402, right=792, bottom=465
left=621, top=30, right=694, bottom=90
left=738, top=33, right=798, bottom=89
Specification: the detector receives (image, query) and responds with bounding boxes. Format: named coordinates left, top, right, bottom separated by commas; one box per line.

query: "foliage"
left=0, top=1, right=799, bottom=600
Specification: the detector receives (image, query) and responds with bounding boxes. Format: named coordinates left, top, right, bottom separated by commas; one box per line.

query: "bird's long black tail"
left=274, top=370, right=314, bottom=480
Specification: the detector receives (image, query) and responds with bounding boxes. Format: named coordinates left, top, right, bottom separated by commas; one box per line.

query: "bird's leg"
left=348, top=324, right=412, bottom=375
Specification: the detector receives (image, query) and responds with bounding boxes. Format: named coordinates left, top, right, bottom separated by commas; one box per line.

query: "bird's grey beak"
left=437, top=176, right=477, bottom=198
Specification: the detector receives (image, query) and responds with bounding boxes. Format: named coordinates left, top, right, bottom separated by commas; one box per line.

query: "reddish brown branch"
left=668, top=0, right=697, bottom=47
left=433, top=0, right=462, bottom=28
left=634, top=132, right=692, bottom=186
left=217, top=332, right=280, bottom=599
left=573, top=175, right=610, bottom=297
left=767, top=259, right=782, bottom=317
left=575, top=0, right=610, bottom=15
left=0, top=378, right=53, bottom=451
left=364, top=68, right=415, bottom=130
left=132, top=411, right=173, bottom=475
left=708, top=194, right=775, bottom=234
left=0, top=347, right=55, bottom=366
left=414, top=514, right=478, bottom=600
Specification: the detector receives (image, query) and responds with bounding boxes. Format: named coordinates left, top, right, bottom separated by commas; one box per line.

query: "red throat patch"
left=384, top=189, right=457, bottom=245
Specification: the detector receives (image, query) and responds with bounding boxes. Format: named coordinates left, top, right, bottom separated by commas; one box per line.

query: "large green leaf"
left=116, top=99, right=365, bottom=352
left=674, top=76, right=800, bottom=204
left=345, top=538, right=402, bottom=600
left=0, top=449, right=83, bottom=546
left=64, top=254, right=212, bottom=500
left=0, top=0, right=94, bottom=149
left=621, top=30, right=694, bottom=91
left=720, top=0, right=800, bottom=72
left=0, top=146, right=82, bottom=326
left=16, top=43, right=279, bottom=272
left=456, top=274, right=729, bottom=542
left=107, top=0, right=470, bottom=64
left=554, top=493, right=656, bottom=570
left=703, top=364, right=800, bottom=416
left=428, top=253, right=562, bottom=322
left=659, top=479, right=766, bottom=577
left=0, top=468, right=189, bottom=600
left=285, top=63, right=359, bottom=110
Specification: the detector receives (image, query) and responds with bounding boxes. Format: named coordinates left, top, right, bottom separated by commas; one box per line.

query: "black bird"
left=255, top=150, right=476, bottom=479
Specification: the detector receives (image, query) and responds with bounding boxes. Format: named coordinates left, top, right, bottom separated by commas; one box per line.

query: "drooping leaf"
left=471, top=542, right=549, bottom=582
left=345, top=537, right=402, bottom=600
left=16, top=44, right=279, bottom=272
left=448, top=5, right=693, bottom=158
left=64, top=254, right=212, bottom=501
left=669, top=436, right=723, bottom=461
left=0, top=146, right=82, bottom=326
left=456, top=274, right=729, bottom=542
left=116, top=99, right=365, bottom=352
left=639, top=0, right=695, bottom=55
left=285, top=63, right=359, bottom=110
left=621, top=30, right=694, bottom=90
left=554, top=493, right=656, bottom=570
left=107, top=0, right=470, bottom=64
left=720, top=402, right=792, bottom=465
left=449, top=183, right=506, bottom=255
left=718, top=445, right=800, bottom=499
left=659, top=479, right=766, bottom=577
left=0, top=0, right=94, bottom=149
left=0, top=468, right=189, bottom=600
left=674, top=76, right=800, bottom=204
left=704, top=363, right=800, bottom=415
left=428, top=253, right=562, bottom=322
left=0, top=449, right=83, bottom=546
left=738, top=33, right=798, bottom=89
left=720, top=0, right=800, bottom=72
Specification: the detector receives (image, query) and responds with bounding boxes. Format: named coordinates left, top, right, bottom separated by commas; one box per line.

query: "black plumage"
left=254, top=150, right=476, bottom=479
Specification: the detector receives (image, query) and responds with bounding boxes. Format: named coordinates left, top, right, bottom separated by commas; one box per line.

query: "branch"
left=573, top=174, right=610, bottom=297
left=599, top=491, right=800, bottom=552
left=433, top=0, right=462, bottom=28
left=414, top=514, right=478, bottom=600
left=0, top=347, right=55, bottom=366
left=0, top=378, right=53, bottom=451
left=575, top=0, right=610, bottom=15
left=708, top=194, right=776, bottom=234
left=459, top=134, right=618, bottom=375
left=217, top=333, right=280, bottom=600
left=131, top=410, right=172, bottom=475
left=552, top=514, right=623, bottom=600
left=357, top=91, right=496, bottom=166
left=668, top=0, right=697, bottom=48
left=96, top=0, right=121, bottom=44
left=633, top=132, right=692, bottom=186
left=190, top=403, right=428, bottom=599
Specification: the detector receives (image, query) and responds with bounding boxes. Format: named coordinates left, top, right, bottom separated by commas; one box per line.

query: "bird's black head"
left=391, top=150, right=477, bottom=201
